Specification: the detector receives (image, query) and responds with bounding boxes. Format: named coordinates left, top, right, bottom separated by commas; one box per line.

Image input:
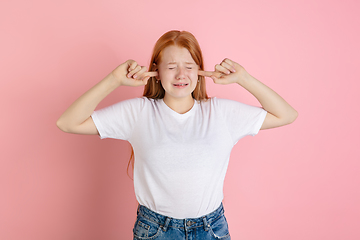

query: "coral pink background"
left=1, top=0, right=359, bottom=239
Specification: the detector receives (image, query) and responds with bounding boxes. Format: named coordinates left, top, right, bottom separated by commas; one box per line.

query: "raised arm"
left=56, top=60, right=158, bottom=134
left=199, top=58, right=298, bottom=130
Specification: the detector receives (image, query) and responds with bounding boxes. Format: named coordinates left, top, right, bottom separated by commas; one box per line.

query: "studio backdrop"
left=1, top=0, right=359, bottom=239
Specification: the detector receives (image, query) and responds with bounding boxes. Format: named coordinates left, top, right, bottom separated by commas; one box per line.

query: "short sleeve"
left=91, top=98, right=145, bottom=140
left=213, top=98, right=267, bottom=144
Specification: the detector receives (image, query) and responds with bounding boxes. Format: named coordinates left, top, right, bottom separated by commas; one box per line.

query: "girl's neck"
left=163, top=95, right=194, bottom=114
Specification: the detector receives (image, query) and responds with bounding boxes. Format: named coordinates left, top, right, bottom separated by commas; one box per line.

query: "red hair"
left=127, top=30, right=208, bottom=177
left=143, top=30, right=208, bottom=100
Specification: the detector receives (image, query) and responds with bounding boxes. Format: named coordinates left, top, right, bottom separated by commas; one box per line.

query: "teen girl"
left=57, top=30, right=297, bottom=240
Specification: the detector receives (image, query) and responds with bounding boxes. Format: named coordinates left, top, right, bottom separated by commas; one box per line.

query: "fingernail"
left=133, top=75, right=137, bottom=79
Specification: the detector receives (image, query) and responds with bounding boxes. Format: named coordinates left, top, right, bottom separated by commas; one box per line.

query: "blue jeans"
left=133, top=203, right=231, bottom=240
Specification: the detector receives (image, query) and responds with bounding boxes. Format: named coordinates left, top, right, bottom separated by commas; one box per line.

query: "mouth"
left=173, top=83, right=189, bottom=87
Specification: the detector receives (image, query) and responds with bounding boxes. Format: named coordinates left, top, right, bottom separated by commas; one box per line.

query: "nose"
left=175, top=67, right=186, bottom=80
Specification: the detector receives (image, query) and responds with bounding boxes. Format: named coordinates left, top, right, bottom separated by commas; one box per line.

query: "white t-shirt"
left=91, top=97, right=267, bottom=219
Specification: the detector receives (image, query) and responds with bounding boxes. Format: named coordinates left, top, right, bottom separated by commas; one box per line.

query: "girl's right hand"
left=112, top=60, right=158, bottom=87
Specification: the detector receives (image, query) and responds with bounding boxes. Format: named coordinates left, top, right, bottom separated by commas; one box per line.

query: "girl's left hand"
left=198, top=58, right=249, bottom=85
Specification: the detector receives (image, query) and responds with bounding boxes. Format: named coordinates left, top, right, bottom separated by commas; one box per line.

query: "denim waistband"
left=137, top=204, right=224, bottom=230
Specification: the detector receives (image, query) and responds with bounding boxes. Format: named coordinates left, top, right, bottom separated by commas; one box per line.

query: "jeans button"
left=187, top=221, right=192, bottom=226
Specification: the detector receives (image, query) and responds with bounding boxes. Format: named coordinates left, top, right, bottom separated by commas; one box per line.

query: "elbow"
left=292, top=109, right=299, bottom=122
left=262, top=109, right=298, bottom=130
left=287, top=109, right=298, bottom=125
left=56, top=118, right=70, bottom=133
left=278, top=109, right=298, bottom=127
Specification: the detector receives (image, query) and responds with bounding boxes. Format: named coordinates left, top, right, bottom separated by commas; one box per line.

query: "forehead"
left=161, top=45, right=195, bottom=64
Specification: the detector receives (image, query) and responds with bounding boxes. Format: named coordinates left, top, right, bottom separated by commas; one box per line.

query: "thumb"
left=210, top=73, right=226, bottom=84
left=141, top=76, right=150, bottom=86
left=210, top=75, right=219, bottom=83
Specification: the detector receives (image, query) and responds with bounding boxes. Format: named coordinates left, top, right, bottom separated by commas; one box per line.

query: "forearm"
left=56, top=73, right=120, bottom=132
left=199, top=58, right=298, bottom=129
left=238, top=73, right=298, bottom=124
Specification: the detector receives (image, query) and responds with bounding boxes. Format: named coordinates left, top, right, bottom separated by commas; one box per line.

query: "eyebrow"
left=167, top=62, right=196, bottom=65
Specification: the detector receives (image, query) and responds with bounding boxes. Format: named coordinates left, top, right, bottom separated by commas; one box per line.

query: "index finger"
left=145, top=71, right=158, bottom=77
left=198, top=70, right=215, bottom=77
left=198, top=70, right=222, bottom=78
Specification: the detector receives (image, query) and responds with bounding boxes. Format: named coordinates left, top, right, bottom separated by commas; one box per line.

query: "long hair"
left=127, top=30, right=208, bottom=177
left=143, top=30, right=208, bottom=100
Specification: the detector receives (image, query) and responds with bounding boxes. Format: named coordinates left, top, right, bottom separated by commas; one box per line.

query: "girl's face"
left=157, top=45, right=199, bottom=102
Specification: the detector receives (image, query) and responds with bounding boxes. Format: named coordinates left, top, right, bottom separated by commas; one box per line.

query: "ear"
left=153, top=63, right=160, bottom=80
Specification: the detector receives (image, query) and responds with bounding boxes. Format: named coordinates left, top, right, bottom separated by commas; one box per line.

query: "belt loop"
left=162, top=217, right=171, bottom=232
left=203, top=217, right=210, bottom=231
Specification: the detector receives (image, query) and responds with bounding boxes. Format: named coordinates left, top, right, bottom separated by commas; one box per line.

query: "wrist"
left=108, top=72, right=124, bottom=87
left=236, top=71, right=252, bottom=86
left=102, top=72, right=122, bottom=90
